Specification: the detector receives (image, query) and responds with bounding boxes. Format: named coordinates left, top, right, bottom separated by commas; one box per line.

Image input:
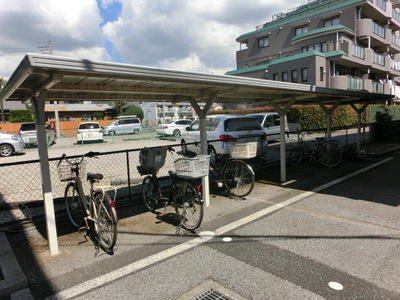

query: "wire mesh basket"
left=57, top=160, right=86, bottom=181
left=230, top=142, right=257, bottom=159
left=174, top=155, right=210, bottom=179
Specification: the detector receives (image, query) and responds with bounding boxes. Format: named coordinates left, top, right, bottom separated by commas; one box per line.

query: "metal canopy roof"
left=0, top=53, right=394, bottom=106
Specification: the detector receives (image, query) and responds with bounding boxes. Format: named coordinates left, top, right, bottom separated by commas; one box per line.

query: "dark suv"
left=19, top=122, right=56, bottom=146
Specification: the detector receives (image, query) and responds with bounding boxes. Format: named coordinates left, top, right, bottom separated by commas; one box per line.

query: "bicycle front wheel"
left=142, top=175, right=157, bottom=211
left=288, top=146, right=304, bottom=166
left=222, top=160, right=255, bottom=197
left=93, top=192, right=118, bottom=252
left=64, top=182, right=84, bottom=228
left=318, top=142, right=343, bottom=168
left=174, top=181, right=204, bottom=230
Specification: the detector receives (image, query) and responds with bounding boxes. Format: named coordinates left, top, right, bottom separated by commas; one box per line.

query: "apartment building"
left=227, top=0, right=400, bottom=99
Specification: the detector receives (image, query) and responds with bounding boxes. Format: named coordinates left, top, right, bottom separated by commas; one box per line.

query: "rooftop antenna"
left=38, top=40, right=53, bottom=55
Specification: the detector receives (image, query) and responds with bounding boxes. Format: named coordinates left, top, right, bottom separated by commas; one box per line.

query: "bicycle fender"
left=104, top=192, right=118, bottom=223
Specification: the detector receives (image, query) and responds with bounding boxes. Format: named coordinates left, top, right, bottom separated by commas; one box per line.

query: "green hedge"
left=209, top=104, right=400, bottom=131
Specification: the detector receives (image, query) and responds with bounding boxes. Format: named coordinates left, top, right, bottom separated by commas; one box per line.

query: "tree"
left=110, top=100, right=126, bottom=115
left=9, top=109, right=34, bottom=122
left=121, top=105, right=144, bottom=119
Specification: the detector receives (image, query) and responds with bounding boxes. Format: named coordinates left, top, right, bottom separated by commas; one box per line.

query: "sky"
left=0, top=0, right=307, bottom=80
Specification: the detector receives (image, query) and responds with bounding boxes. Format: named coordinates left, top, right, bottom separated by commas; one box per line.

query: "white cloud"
left=0, top=0, right=106, bottom=78
left=0, top=0, right=306, bottom=78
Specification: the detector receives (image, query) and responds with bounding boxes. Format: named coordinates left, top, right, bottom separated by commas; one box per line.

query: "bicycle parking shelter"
left=0, top=54, right=393, bottom=255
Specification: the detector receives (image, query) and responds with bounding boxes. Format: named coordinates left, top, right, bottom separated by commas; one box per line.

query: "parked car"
left=156, top=119, right=193, bottom=137
left=77, top=122, right=103, bottom=143
left=19, top=122, right=56, bottom=146
left=247, top=112, right=289, bottom=141
left=0, top=131, right=25, bottom=157
left=102, top=117, right=142, bottom=135
left=180, top=115, right=267, bottom=161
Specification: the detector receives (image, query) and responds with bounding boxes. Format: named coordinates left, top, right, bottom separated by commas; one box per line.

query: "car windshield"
left=20, top=123, right=36, bottom=131
left=224, top=118, right=261, bottom=132
left=79, top=123, right=99, bottom=129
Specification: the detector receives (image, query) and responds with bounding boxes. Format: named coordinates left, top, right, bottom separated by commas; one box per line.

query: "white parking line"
left=46, top=157, right=394, bottom=300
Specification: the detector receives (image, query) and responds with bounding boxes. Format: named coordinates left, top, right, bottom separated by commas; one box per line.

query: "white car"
left=77, top=122, right=103, bottom=143
left=156, top=119, right=193, bottom=137
left=247, top=112, right=289, bottom=141
left=0, top=132, right=25, bottom=157
left=180, top=115, right=267, bottom=160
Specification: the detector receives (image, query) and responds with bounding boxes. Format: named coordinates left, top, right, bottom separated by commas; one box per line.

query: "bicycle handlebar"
left=58, top=151, right=100, bottom=166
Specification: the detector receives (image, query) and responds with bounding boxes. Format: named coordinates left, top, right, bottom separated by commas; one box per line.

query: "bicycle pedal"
left=160, top=196, right=169, bottom=202
left=78, top=226, right=87, bottom=232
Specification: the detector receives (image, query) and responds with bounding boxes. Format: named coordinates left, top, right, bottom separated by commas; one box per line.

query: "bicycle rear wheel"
left=93, top=192, right=118, bottom=252
left=318, top=142, right=342, bottom=168
left=222, top=160, right=255, bottom=197
left=64, top=182, right=84, bottom=228
left=174, top=181, right=204, bottom=230
left=288, top=146, right=304, bottom=166
left=142, top=175, right=157, bottom=211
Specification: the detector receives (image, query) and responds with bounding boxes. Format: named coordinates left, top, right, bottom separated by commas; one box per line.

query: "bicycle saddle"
left=87, top=173, right=103, bottom=181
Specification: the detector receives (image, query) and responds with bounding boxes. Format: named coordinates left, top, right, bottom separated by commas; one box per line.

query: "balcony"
left=356, top=19, right=390, bottom=47
left=330, top=75, right=390, bottom=94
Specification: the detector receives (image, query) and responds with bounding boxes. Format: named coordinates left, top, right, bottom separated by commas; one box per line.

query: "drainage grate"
left=191, top=289, right=233, bottom=300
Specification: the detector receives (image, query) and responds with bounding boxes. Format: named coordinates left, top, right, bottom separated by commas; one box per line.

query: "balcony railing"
left=391, top=59, right=400, bottom=71
left=347, top=76, right=364, bottom=91
left=393, top=9, right=400, bottom=23
left=372, top=21, right=386, bottom=38
left=392, top=34, right=400, bottom=47
left=372, top=81, right=384, bottom=93
left=374, top=0, right=386, bottom=11
left=373, top=52, right=385, bottom=66
left=352, top=45, right=365, bottom=59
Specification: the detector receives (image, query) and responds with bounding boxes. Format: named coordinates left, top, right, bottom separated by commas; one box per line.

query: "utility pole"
left=38, top=40, right=53, bottom=55
left=0, top=78, right=6, bottom=123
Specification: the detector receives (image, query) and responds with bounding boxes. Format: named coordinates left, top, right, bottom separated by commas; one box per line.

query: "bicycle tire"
left=288, top=146, right=304, bottom=166
left=222, top=160, right=255, bottom=198
left=92, top=192, right=118, bottom=252
left=64, top=182, right=84, bottom=228
left=318, top=142, right=343, bottom=168
left=142, top=175, right=157, bottom=211
left=173, top=181, right=204, bottom=230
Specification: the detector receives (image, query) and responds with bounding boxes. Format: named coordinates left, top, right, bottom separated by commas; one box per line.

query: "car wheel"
left=173, top=129, right=181, bottom=137
left=109, top=130, right=116, bottom=136
left=0, top=144, right=14, bottom=157
left=133, top=129, right=139, bottom=135
left=208, top=146, right=218, bottom=165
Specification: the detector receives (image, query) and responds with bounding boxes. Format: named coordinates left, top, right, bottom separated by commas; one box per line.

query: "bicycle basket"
left=230, top=142, right=257, bottom=159
left=57, top=160, right=86, bottom=181
left=139, top=147, right=168, bottom=173
left=174, top=155, right=210, bottom=179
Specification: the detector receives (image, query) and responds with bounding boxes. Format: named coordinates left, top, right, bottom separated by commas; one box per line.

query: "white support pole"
left=270, top=99, right=294, bottom=183
left=33, top=91, right=59, bottom=256
left=319, top=102, right=340, bottom=141
left=350, top=103, right=368, bottom=153
left=188, top=94, right=216, bottom=207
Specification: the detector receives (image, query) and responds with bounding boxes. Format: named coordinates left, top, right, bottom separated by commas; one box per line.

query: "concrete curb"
left=0, top=231, right=30, bottom=298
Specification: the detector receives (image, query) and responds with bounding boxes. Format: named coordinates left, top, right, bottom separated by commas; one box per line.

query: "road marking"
left=46, top=157, right=394, bottom=300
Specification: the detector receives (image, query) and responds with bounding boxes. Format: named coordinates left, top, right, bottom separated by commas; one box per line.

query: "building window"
left=282, top=72, right=288, bottom=82
left=320, top=67, right=324, bottom=81
left=273, top=73, right=279, bottom=81
left=301, top=68, right=308, bottom=82
left=258, top=37, right=269, bottom=48
left=291, top=70, right=298, bottom=83
left=324, top=16, right=340, bottom=27
left=295, top=25, right=308, bottom=36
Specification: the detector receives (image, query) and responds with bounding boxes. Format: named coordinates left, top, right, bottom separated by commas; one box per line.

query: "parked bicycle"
left=209, top=141, right=257, bottom=198
left=137, top=146, right=209, bottom=231
left=58, top=151, right=118, bottom=253
left=288, top=129, right=343, bottom=168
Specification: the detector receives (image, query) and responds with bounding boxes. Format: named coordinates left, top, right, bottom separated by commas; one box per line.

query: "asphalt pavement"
left=1, top=139, right=400, bottom=299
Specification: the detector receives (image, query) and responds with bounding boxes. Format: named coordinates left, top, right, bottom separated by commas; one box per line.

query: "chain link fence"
left=0, top=127, right=370, bottom=226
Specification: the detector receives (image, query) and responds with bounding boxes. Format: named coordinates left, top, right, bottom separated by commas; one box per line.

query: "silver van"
left=247, top=112, right=289, bottom=141
left=102, top=118, right=142, bottom=135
